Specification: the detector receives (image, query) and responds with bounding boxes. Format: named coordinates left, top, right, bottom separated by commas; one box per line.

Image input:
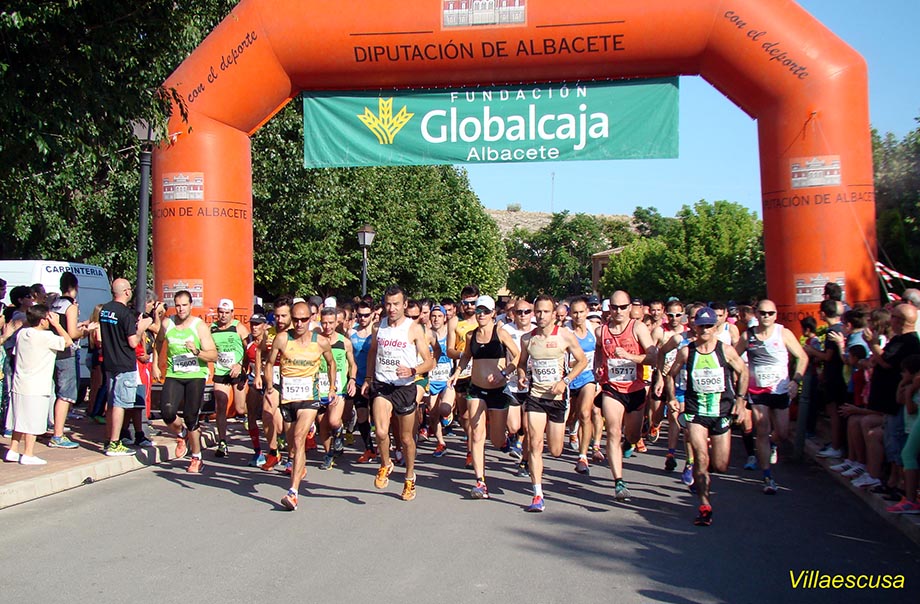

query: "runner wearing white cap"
left=211, top=298, right=250, bottom=458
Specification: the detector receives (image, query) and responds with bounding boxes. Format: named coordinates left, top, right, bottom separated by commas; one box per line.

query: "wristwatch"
left=562, top=376, right=572, bottom=386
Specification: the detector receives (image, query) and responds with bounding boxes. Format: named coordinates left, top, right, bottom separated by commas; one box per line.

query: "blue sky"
left=464, top=0, right=920, bottom=218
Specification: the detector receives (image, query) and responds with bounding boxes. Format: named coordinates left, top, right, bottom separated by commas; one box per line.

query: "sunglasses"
left=666, top=312, right=683, bottom=318
left=612, top=304, right=630, bottom=311
left=475, top=308, right=492, bottom=315
left=407, top=314, right=421, bottom=320
left=292, top=317, right=310, bottom=324
left=757, top=310, right=777, bottom=317
left=461, top=300, right=478, bottom=306
left=356, top=313, right=372, bottom=319
left=514, top=309, right=533, bottom=315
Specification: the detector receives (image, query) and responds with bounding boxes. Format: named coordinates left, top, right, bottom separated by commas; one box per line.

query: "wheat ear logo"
left=357, top=98, right=414, bottom=144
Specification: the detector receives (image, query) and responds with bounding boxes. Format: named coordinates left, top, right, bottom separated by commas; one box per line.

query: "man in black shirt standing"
left=815, top=300, right=847, bottom=459
left=99, top=278, right=152, bottom=457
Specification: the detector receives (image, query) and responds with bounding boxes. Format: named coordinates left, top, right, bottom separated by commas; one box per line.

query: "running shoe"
left=134, top=436, right=154, bottom=448
left=281, top=460, right=293, bottom=475
left=516, top=462, right=530, bottom=478
left=187, top=457, right=203, bottom=473
left=681, top=464, right=694, bottom=486
left=816, top=445, right=843, bottom=459
left=649, top=424, right=661, bottom=443
left=575, top=458, right=589, bottom=475
left=509, top=441, right=523, bottom=461
left=614, top=479, right=631, bottom=502
left=344, top=432, right=355, bottom=446
left=332, top=432, right=345, bottom=455
left=465, top=451, right=473, bottom=469
left=635, top=438, right=648, bottom=454
left=568, top=434, right=579, bottom=452
left=841, top=465, right=865, bottom=479
left=830, top=459, right=855, bottom=472
left=261, top=453, right=281, bottom=471
left=281, top=490, right=298, bottom=511
left=18, top=455, right=47, bottom=465
left=526, top=495, right=545, bottom=512
left=432, top=443, right=447, bottom=458
left=591, top=447, right=606, bottom=463
left=5, top=450, right=21, bottom=463
left=401, top=476, right=417, bottom=501
left=357, top=449, right=378, bottom=463
left=175, top=435, right=188, bottom=459
left=418, top=426, right=429, bottom=441
left=249, top=452, right=266, bottom=467
left=743, top=455, right=758, bottom=471
left=694, top=505, right=713, bottom=526
left=886, top=498, right=920, bottom=514
left=851, top=473, right=881, bottom=489
left=305, top=434, right=317, bottom=450
left=623, top=444, right=636, bottom=459
left=49, top=435, right=80, bottom=449
left=763, top=477, right=778, bottom=495
left=319, top=452, right=335, bottom=470
left=375, top=462, right=395, bottom=489
left=90, top=415, right=106, bottom=425
left=471, top=480, right=490, bottom=499
left=105, top=441, right=135, bottom=457
left=664, top=453, right=677, bottom=473
left=769, top=443, right=778, bottom=465
left=276, top=434, right=287, bottom=450
left=216, top=440, right=229, bottom=458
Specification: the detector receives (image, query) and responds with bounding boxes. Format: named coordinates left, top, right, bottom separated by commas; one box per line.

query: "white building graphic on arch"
left=443, top=0, right=526, bottom=28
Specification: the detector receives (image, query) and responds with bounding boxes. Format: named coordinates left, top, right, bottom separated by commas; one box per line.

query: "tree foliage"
left=505, top=212, right=622, bottom=300
left=599, top=200, right=765, bottom=302
left=873, top=122, right=920, bottom=286
left=252, top=102, right=506, bottom=300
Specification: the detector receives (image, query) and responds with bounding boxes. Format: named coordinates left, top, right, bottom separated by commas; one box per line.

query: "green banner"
left=303, top=78, right=678, bottom=168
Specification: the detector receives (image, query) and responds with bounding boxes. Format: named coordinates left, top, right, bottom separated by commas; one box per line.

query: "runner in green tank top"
left=153, top=290, right=217, bottom=473
left=210, top=298, right=251, bottom=457
left=316, top=307, right=357, bottom=470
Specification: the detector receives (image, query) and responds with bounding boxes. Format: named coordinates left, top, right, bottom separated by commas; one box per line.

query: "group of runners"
left=147, top=285, right=808, bottom=526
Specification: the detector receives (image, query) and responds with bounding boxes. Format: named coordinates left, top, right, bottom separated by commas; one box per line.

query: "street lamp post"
left=357, top=224, right=376, bottom=297
left=132, top=121, right=155, bottom=314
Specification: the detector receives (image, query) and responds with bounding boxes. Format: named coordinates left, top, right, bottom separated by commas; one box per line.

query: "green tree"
left=873, top=122, right=920, bottom=286
left=252, top=102, right=506, bottom=300
left=599, top=200, right=764, bottom=302
left=505, top=211, right=607, bottom=299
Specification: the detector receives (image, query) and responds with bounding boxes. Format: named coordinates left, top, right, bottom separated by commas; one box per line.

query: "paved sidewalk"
left=0, top=413, right=217, bottom=509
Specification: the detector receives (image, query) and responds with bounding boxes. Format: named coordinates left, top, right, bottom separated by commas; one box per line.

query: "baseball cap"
left=217, top=298, right=233, bottom=311
left=430, top=305, right=446, bottom=315
left=308, top=295, right=323, bottom=308
left=323, top=296, right=337, bottom=309
left=587, top=311, right=602, bottom=322
left=587, top=295, right=600, bottom=305
left=602, top=299, right=610, bottom=312
left=249, top=313, right=267, bottom=324
left=475, top=295, right=496, bottom=311
left=631, top=297, right=643, bottom=306
left=694, top=307, right=718, bottom=326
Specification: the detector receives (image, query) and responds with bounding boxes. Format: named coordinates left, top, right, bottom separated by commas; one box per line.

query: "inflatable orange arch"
left=153, top=0, right=877, bottom=325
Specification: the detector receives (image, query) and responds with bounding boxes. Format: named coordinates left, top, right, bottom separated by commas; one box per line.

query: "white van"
left=0, top=260, right=112, bottom=380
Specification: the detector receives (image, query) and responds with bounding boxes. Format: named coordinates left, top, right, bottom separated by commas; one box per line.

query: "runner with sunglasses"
left=735, top=299, right=808, bottom=494
left=595, top=290, right=657, bottom=502
left=653, top=299, right=691, bottom=472
left=447, top=285, right=480, bottom=469
left=501, top=299, right=534, bottom=474
left=349, top=300, right=378, bottom=463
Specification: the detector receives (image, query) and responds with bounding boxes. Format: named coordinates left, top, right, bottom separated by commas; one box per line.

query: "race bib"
left=753, top=365, right=784, bottom=388
left=378, top=350, right=400, bottom=381
left=282, top=376, right=314, bottom=401
left=582, top=350, right=595, bottom=371
left=430, top=362, right=451, bottom=383
left=172, top=353, right=198, bottom=374
left=692, top=367, right=725, bottom=394
left=317, top=372, right=331, bottom=397
left=532, top=358, right=561, bottom=384
left=607, top=358, right=637, bottom=382
left=217, top=351, right=236, bottom=369
left=459, top=362, right=472, bottom=379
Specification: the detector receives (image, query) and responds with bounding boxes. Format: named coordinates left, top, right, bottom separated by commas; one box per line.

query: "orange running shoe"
left=401, top=476, right=417, bottom=501
left=261, top=453, right=281, bottom=471
left=374, top=462, right=395, bottom=489
left=175, top=435, right=188, bottom=459
left=281, top=490, right=298, bottom=511
left=636, top=438, right=648, bottom=453
left=357, top=449, right=378, bottom=464
left=465, top=451, right=473, bottom=469
left=187, top=457, right=203, bottom=473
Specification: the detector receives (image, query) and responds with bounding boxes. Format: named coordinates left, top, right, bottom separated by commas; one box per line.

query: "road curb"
left=806, top=439, right=920, bottom=546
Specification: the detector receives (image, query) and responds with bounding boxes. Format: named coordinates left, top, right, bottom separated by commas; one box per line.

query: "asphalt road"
left=1, top=426, right=917, bottom=604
